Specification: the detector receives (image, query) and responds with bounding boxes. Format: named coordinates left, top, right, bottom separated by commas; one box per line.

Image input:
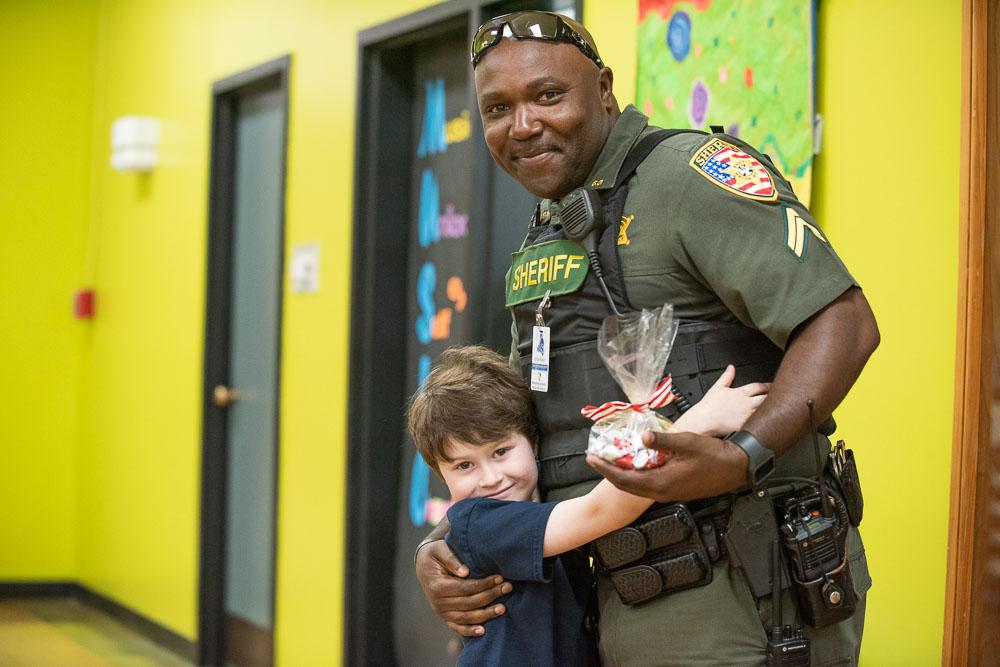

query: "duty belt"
left=593, top=497, right=733, bottom=606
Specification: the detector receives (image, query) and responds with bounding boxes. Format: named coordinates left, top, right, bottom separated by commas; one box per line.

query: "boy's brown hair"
left=407, top=345, right=537, bottom=474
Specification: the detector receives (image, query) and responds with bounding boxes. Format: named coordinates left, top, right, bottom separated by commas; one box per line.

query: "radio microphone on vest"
left=560, top=186, right=623, bottom=317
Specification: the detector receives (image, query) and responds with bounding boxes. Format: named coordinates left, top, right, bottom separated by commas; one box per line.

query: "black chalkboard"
left=348, top=2, right=581, bottom=665
left=392, top=26, right=473, bottom=666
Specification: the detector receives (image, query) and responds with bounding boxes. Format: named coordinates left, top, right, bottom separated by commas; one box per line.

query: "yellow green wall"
left=0, top=0, right=97, bottom=581
left=3, top=0, right=961, bottom=665
left=585, top=1, right=958, bottom=663
left=811, top=1, right=959, bottom=661
left=73, top=0, right=441, bottom=663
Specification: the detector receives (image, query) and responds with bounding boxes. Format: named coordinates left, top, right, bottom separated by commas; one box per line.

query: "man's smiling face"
left=474, top=39, right=617, bottom=200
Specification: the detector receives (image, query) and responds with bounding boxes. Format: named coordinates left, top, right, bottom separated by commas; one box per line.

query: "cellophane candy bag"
left=583, top=305, right=679, bottom=470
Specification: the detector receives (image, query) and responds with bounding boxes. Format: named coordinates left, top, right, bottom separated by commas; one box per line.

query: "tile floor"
left=0, top=597, right=192, bottom=667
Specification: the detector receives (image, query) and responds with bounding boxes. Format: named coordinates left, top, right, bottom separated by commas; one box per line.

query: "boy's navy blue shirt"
left=445, top=497, right=596, bottom=667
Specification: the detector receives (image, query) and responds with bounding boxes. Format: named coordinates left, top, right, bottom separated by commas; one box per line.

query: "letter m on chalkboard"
left=417, top=77, right=447, bottom=158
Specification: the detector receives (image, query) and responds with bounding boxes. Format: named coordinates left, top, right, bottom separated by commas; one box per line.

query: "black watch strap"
left=727, top=430, right=775, bottom=489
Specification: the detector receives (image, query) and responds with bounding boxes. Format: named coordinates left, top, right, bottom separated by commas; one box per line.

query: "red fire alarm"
left=74, top=289, right=95, bottom=319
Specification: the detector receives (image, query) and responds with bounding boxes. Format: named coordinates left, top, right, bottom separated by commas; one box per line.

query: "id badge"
left=530, top=325, right=550, bottom=392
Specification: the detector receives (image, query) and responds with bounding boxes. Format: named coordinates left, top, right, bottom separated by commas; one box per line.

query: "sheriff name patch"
left=689, top=138, right=777, bottom=202
left=506, top=239, right=588, bottom=307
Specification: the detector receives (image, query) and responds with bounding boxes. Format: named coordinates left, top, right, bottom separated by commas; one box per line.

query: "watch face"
left=730, top=431, right=774, bottom=487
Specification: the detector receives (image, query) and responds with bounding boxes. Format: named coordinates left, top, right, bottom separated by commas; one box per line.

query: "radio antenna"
left=770, top=537, right=782, bottom=641
left=807, top=399, right=834, bottom=518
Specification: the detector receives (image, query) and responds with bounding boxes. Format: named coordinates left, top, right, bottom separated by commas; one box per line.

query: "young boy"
left=407, top=346, right=766, bottom=666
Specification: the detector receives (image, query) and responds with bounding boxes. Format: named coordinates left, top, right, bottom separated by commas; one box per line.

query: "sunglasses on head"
left=471, top=11, right=604, bottom=69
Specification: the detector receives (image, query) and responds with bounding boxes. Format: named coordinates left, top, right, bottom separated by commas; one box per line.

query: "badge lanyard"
left=530, top=290, right=552, bottom=392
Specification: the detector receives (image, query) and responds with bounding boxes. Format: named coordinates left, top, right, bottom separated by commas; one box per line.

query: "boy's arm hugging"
left=414, top=363, right=767, bottom=636
left=543, top=364, right=766, bottom=556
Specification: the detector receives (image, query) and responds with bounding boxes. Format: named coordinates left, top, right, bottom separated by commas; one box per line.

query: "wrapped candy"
left=582, top=305, right=679, bottom=470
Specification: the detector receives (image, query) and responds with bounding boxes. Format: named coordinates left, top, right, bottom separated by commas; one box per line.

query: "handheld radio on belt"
left=776, top=401, right=857, bottom=630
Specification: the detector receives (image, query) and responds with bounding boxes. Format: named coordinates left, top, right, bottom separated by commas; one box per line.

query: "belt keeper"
left=700, top=522, right=721, bottom=562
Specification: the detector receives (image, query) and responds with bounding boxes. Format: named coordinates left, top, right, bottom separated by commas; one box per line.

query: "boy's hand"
left=415, top=539, right=512, bottom=637
left=679, top=365, right=769, bottom=436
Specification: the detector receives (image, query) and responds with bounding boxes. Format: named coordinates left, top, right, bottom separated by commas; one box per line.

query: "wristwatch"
left=726, top=430, right=775, bottom=490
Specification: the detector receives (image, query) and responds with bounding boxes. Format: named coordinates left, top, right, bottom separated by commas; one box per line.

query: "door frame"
left=198, top=54, right=291, bottom=667
left=348, top=9, right=480, bottom=665
left=346, top=2, right=580, bottom=664
left=945, top=0, right=998, bottom=662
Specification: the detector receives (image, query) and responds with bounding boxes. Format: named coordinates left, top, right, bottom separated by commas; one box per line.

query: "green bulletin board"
left=637, top=0, right=816, bottom=203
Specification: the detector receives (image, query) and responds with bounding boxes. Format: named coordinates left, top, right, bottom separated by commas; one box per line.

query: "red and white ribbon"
left=581, top=375, right=675, bottom=422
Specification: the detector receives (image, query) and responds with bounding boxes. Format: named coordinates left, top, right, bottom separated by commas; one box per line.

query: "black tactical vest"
left=511, top=130, right=786, bottom=497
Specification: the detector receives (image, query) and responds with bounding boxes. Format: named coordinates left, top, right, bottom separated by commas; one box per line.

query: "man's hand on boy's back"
left=415, top=538, right=512, bottom=636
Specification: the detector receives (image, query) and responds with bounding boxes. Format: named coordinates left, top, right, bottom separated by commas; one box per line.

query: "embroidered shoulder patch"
left=689, top=138, right=777, bottom=202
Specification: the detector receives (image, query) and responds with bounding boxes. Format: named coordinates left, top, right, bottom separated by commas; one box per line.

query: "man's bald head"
left=474, top=35, right=620, bottom=200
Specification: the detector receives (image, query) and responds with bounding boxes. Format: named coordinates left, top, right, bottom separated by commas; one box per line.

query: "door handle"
left=213, top=385, right=241, bottom=407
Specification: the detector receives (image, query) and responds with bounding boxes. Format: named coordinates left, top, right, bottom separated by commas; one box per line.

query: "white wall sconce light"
left=110, top=115, right=159, bottom=172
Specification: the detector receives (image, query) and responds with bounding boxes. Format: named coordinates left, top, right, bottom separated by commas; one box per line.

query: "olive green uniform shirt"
left=527, top=107, right=862, bottom=495
left=514, top=106, right=870, bottom=666
left=545, top=104, right=857, bottom=350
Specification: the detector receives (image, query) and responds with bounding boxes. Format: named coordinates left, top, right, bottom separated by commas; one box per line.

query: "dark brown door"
left=945, top=0, right=1000, bottom=662
left=200, top=56, right=289, bottom=667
